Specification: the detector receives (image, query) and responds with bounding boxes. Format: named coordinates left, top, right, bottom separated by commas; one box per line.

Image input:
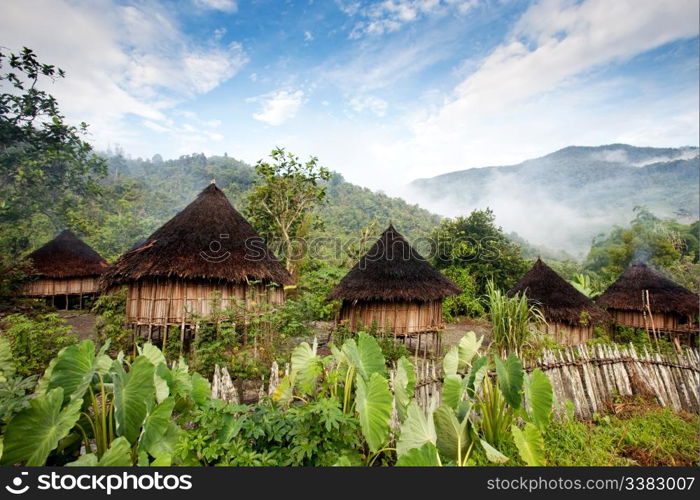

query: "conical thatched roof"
left=597, top=262, right=698, bottom=316
left=508, top=258, right=609, bottom=325
left=101, top=183, right=292, bottom=287
left=27, top=230, right=109, bottom=278
left=327, top=224, right=461, bottom=302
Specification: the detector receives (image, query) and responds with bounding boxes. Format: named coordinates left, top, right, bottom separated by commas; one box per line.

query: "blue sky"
left=2, top=0, right=698, bottom=191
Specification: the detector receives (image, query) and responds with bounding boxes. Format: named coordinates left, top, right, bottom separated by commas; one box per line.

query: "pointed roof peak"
left=101, top=184, right=292, bottom=287
left=328, top=226, right=461, bottom=302
left=27, top=230, right=109, bottom=278
left=597, top=261, right=698, bottom=315
left=508, top=259, right=609, bottom=325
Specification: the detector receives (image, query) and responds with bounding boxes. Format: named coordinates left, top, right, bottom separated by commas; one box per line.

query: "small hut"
left=596, top=262, right=699, bottom=334
left=100, top=183, right=292, bottom=342
left=508, top=258, right=610, bottom=344
left=327, top=224, right=461, bottom=337
left=22, top=229, right=110, bottom=309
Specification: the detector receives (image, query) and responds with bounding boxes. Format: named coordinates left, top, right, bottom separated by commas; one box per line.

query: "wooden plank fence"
left=212, top=344, right=699, bottom=420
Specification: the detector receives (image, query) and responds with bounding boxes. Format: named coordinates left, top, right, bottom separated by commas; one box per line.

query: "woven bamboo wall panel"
left=543, top=322, right=594, bottom=345
left=610, top=309, right=696, bottom=332
left=338, top=299, right=443, bottom=334
left=22, top=277, right=100, bottom=296
left=125, top=278, right=285, bottom=325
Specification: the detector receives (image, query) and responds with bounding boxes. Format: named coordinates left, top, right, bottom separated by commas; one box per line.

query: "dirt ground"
left=441, top=317, right=492, bottom=348
left=57, top=311, right=97, bottom=341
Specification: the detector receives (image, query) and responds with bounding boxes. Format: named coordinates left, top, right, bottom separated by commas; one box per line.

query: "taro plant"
left=0, top=340, right=210, bottom=466
left=273, top=332, right=395, bottom=465
left=394, top=332, right=554, bottom=466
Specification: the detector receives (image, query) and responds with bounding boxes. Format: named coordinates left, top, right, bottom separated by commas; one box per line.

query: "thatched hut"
left=22, top=229, right=110, bottom=309
left=101, top=183, right=292, bottom=340
left=508, top=258, right=610, bottom=344
left=328, top=224, right=461, bottom=335
left=596, top=262, right=699, bottom=333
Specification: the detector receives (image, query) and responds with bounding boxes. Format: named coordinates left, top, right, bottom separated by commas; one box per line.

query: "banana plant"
left=0, top=340, right=210, bottom=466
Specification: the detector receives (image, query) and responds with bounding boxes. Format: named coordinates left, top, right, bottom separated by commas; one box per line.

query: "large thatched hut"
left=596, top=262, right=699, bottom=334
left=328, top=224, right=461, bottom=335
left=508, top=258, right=610, bottom=344
left=22, top=229, right=110, bottom=309
left=101, top=182, right=292, bottom=340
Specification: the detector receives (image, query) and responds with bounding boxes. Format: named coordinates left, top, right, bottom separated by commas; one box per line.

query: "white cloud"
left=340, top=0, right=477, bottom=38
left=0, top=0, right=248, bottom=151
left=394, top=0, right=700, bottom=175
left=250, top=90, right=305, bottom=126
left=349, top=95, right=388, bottom=116
left=193, top=0, right=238, bottom=13
left=304, top=30, right=314, bottom=41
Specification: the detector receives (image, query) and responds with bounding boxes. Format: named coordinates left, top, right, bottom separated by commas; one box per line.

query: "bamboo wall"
left=123, top=278, right=285, bottom=326
left=542, top=321, right=594, bottom=345
left=22, top=276, right=100, bottom=297
left=338, top=299, right=443, bottom=335
left=609, top=309, right=698, bottom=333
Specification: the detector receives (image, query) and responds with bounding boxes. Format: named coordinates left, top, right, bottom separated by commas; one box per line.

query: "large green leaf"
left=0, top=336, right=16, bottom=382
left=394, top=357, right=415, bottom=422
left=512, top=423, right=546, bottom=466
left=190, top=372, right=211, bottom=405
left=457, top=332, right=482, bottom=372
left=66, top=453, right=98, bottom=466
left=525, top=369, right=553, bottom=430
left=290, top=341, right=322, bottom=395
left=139, top=343, right=170, bottom=403
left=138, top=343, right=166, bottom=367
left=45, top=340, right=110, bottom=404
left=396, top=401, right=436, bottom=457
left=494, top=354, right=524, bottom=409
left=441, top=374, right=465, bottom=410
left=1, top=388, right=82, bottom=465
left=355, top=371, right=392, bottom=452
left=112, top=356, right=155, bottom=445
left=145, top=422, right=182, bottom=459
left=480, top=439, right=509, bottom=464
left=465, top=355, right=488, bottom=397
left=342, top=333, right=385, bottom=381
left=442, top=346, right=458, bottom=376
left=396, top=442, right=441, bottom=466
left=67, top=436, right=133, bottom=466
left=433, top=405, right=471, bottom=464
left=139, top=397, right=175, bottom=457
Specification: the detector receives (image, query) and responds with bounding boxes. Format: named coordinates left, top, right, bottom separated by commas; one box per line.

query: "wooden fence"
left=390, top=344, right=700, bottom=419
left=212, top=344, right=699, bottom=420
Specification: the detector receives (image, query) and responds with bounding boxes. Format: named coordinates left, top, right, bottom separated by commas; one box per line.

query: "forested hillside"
left=39, top=151, right=442, bottom=262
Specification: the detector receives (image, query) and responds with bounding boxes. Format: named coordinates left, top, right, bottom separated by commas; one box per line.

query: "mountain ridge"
left=408, top=144, right=699, bottom=255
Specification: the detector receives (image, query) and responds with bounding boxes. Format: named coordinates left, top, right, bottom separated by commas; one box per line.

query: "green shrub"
left=92, top=289, right=132, bottom=353
left=441, top=266, right=485, bottom=321
left=178, top=398, right=362, bottom=466
left=0, top=313, right=77, bottom=377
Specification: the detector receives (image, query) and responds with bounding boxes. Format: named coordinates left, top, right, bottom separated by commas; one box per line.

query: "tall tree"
left=431, top=208, right=528, bottom=296
left=245, top=148, right=330, bottom=276
left=0, top=47, right=106, bottom=255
